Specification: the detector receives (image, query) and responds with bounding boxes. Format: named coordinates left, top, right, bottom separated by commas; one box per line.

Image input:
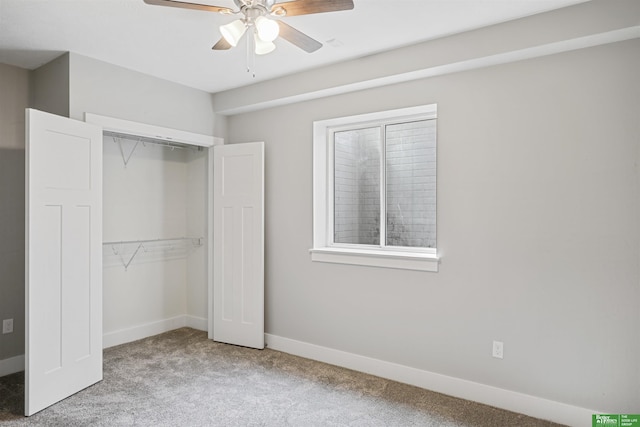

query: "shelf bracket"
left=111, top=242, right=145, bottom=271
left=114, top=136, right=140, bottom=167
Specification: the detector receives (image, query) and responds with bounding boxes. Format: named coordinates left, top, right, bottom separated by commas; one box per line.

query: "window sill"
left=310, top=247, right=439, bottom=272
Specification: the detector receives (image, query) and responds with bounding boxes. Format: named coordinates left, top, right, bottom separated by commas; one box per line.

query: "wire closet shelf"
left=104, top=130, right=204, bottom=167
left=103, top=237, right=204, bottom=271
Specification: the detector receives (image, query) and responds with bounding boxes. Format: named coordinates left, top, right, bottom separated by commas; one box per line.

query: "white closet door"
left=213, top=142, right=264, bottom=349
left=25, top=109, right=103, bottom=416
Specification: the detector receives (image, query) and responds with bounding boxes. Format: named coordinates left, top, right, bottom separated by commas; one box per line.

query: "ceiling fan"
left=143, top=0, right=354, bottom=55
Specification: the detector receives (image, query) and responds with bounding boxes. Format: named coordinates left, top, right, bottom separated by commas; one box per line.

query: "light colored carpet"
left=0, top=328, right=563, bottom=426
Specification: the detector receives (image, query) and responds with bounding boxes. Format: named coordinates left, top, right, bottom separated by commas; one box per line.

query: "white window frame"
left=311, top=104, right=439, bottom=272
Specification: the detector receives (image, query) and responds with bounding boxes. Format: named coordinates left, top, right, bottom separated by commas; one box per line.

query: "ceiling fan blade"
left=277, top=21, right=322, bottom=53
left=143, top=0, right=233, bottom=14
left=272, top=0, right=354, bottom=17
left=212, top=37, right=233, bottom=50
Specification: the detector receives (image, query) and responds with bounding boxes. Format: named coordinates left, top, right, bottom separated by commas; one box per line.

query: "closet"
left=101, top=128, right=209, bottom=346
left=23, top=109, right=263, bottom=416
left=23, top=111, right=215, bottom=415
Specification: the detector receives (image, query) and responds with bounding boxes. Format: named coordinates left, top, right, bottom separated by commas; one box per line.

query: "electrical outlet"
left=492, top=340, right=504, bottom=359
left=2, top=319, right=13, bottom=334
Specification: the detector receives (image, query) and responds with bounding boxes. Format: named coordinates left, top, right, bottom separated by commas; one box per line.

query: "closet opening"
left=91, top=115, right=218, bottom=348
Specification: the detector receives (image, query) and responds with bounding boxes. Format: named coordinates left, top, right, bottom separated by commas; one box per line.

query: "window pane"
left=334, top=127, right=381, bottom=245
left=385, top=120, right=436, bottom=248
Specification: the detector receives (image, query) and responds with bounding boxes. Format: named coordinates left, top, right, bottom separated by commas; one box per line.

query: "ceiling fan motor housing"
left=234, top=0, right=276, bottom=13
left=236, top=0, right=276, bottom=27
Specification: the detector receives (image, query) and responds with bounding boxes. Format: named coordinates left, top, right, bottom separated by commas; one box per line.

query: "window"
left=311, top=104, right=439, bottom=272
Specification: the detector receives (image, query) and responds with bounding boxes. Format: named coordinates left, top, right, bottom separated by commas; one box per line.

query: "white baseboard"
left=185, top=315, right=207, bottom=331
left=103, top=315, right=207, bottom=348
left=0, top=354, right=24, bottom=376
left=1, top=317, right=209, bottom=368
left=265, top=334, right=595, bottom=427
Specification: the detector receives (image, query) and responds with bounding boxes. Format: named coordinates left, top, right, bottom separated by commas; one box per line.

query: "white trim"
left=84, top=113, right=217, bottom=148
left=102, top=315, right=207, bottom=348
left=0, top=354, right=25, bottom=376
left=310, top=248, right=439, bottom=272
left=207, top=143, right=217, bottom=340
left=216, top=27, right=640, bottom=115
left=265, top=333, right=596, bottom=427
left=318, top=104, right=438, bottom=129
left=103, top=315, right=189, bottom=348
left=185, top=315, right=208, bottom=332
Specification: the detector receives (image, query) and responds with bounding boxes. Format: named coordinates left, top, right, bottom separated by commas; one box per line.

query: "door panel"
left=25, top=109, right=103, bottom=416
left=213, top=142, right=264, bottom=349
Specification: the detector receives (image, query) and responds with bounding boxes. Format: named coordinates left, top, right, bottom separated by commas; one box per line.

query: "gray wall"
left=225, top=39, right=640, bottom=413
left=30, top=53, right=69, bottom=117
left=68, top=53, right=217, bottom=136
left=0, top=63, right=28, bottom=362
left=27, top=52, right=219, bottom=137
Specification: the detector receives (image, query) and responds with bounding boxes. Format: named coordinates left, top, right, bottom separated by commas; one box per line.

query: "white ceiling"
left=0, top=0, right=587, bottom=93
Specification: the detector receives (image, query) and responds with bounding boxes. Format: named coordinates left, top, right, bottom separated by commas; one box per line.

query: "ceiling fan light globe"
left=255, top=16, right=279, bottom=42
left=220, top=19, right=246, bottom=46
left=254, top=33, right=276, bottom=55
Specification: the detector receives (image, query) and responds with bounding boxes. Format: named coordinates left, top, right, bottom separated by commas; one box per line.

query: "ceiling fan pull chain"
left=246, top=32, right=252, bottom=75
left=246, top=30, right=256, bottom=78
left=251, top=32, right=257, bottom=78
